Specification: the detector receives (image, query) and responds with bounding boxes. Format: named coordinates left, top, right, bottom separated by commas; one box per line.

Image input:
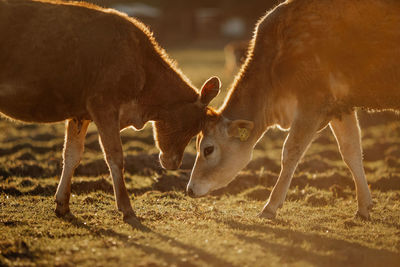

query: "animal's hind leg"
left=87, top=101, right=137, bottom=224
left=330, top=111, right=373, bottom=219
left=55, top=119, right=90, bottom=217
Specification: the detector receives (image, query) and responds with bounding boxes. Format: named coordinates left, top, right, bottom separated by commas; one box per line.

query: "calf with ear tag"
left=227, top=120, right=254, bottom=141
left=199, top=77, right=221, bottom=106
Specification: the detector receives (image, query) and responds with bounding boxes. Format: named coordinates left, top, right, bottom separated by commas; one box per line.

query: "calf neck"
left=188, top=0, right=400, bottom=220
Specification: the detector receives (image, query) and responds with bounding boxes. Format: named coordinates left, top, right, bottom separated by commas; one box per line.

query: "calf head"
left=154, top=77, right=220, bottom=170
left=187, top=114, right=256, bottom=197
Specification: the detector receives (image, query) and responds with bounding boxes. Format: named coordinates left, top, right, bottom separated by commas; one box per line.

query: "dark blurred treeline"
left=81, top=0, right=282, bottom=46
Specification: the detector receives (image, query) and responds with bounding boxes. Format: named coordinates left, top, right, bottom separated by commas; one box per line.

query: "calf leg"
left=55, top=119, right=90, bottom=216
left=88, top=103, right=136, bottom=223
left=330, top=111, right=373, bottom=219
left=259, top=109, right=324, bottom=219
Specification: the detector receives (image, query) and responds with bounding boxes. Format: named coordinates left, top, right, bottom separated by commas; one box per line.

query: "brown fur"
left=223, top=0, right=400, bottom=125
left=0, top=0, right=220, bottom=222
left=189, top=0, right=400, bottom=219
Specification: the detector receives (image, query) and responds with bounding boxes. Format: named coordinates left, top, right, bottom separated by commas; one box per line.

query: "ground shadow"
left=59, top=213, right=234, bottom=266
left=60, top=212, right=150, bottom=233
left=217, top=218, right=400, bottom=267
left=154, top=232, right=236, bottom=267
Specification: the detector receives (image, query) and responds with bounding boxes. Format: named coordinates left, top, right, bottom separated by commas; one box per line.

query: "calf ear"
left=227, top=120, right=254, bottom=142
left=200, top=76, right=221, bottom=105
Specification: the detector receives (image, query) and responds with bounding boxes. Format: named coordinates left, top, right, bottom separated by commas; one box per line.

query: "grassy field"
left=1, top=47, right=400, bottom=267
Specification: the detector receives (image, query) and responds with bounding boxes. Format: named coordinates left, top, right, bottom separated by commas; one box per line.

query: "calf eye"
left=204, top=146, right=214, bottom=157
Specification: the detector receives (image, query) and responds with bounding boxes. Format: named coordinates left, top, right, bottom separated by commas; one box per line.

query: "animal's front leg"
left=55, top=119, right=90, bottom=217
left=259, top=109, right=324, bottom=219
left=88, top=102, right=137, bottom=224
left=330, top=111, right=373, bottom=219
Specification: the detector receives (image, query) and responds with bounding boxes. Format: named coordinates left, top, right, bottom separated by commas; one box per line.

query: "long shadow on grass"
left=59, top=214, right=231, bottom=266
left=218, top=219, right=400, bottom=266
left=59, top=215, right=189, bottom=266
left=60, top=212, right=150, bottom=232
left=0, top=173, right=187, bottom=197
left=0, top=142, right=62, bottom=157
left=153, top=232, right=236, bottom=267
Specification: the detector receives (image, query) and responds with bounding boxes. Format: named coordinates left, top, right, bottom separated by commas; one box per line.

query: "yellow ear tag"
left=238, top=128, right=249, bottom=142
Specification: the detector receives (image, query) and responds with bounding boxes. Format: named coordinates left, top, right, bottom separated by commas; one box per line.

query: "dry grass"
left=1, top=48, right=400, bottom=267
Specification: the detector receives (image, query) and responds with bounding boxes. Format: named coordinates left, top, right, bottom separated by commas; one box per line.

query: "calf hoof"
left=355, top=210, right=370, bottom=221
left=55, top=203, right=70, bottom=217
left=258, top=208, right=276, bottom=220
left=123, top=211, right=140, bottom=225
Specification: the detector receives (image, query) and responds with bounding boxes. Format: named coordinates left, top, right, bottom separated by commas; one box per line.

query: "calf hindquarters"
left=330, top=112, right=373, bottom=217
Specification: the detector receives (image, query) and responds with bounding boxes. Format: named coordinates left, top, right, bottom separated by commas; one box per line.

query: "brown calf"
left=187, top=0, right=400, bottom=220
left=0, top=0, right=220, bottom=223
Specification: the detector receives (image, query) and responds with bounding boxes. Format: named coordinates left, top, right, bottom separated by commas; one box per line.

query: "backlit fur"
left=188, top=0, right=400, bottom=220
left=0, top=0, right=218, bottom=221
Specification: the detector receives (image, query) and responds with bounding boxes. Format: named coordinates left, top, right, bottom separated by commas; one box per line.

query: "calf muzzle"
left=159, top=152, right=181, bottom=170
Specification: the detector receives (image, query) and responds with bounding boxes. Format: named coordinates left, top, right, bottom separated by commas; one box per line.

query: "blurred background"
left=83, top=0, right=282, bottom=103
left=88, top=0, right=280, bottom=45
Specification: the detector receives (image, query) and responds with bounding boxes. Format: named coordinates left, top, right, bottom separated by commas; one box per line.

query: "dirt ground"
left=1, top=48, right=400, bottom=267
